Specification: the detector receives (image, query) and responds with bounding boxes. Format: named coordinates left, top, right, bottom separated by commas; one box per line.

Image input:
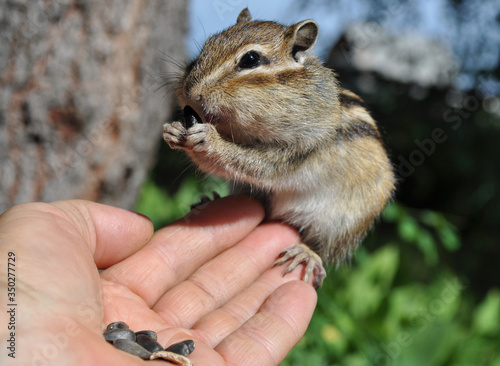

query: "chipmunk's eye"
left=238, top=51, right=261, bottom=69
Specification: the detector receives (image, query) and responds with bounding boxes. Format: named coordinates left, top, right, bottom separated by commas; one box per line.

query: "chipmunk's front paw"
left=163, top=121, right=187, bottom=149
left=273, top=243, right=326, bottom=289
left=184, top=123, right=212, bottom=151
left=163, top=122, right=213, bottom=152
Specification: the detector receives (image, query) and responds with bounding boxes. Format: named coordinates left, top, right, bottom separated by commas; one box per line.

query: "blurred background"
left=1, top=0, right=499, bottom=365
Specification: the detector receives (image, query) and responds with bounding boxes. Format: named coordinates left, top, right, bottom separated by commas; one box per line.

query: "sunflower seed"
left=103, top=328, right=136, bottom=343
left=104, top=322, right=194, bottom=364
left=183, top=106, right=200, bottom=128
left=136, top=334, right=164, bottom=353
left=165, top=340, right=195, bottom=357
left=135, top=330, right=158, bottom=341
left=113, top=338, right=152, bottom=360
left=106, top=321, right=129, bottom=331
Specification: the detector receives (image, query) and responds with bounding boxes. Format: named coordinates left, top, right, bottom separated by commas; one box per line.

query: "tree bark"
left=0, top=0, right=187, bottom=212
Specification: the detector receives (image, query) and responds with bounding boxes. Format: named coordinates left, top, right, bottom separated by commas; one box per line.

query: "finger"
left=100, top=195, right=265, bottom=306
left=0, top=202, right=98, bottom=310
left=51, top=200, right=154, bottom=268
left=0, top=200, right=153, bottom=331
left=218, top=284, right=316, bottom=365
left=190, top=255, right=306, bottom=348
left=214, top=281, right=317, bottom=366
left=152, top=222, right=301, bottom=328
left=0, top=200, right=152, bottom=285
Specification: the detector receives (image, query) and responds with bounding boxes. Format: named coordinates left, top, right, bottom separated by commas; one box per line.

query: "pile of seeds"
left=103, top=321, right=194, bottom=365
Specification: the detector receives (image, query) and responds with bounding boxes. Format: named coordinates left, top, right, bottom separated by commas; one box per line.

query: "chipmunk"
left=163, top=8, right=395, bottom=288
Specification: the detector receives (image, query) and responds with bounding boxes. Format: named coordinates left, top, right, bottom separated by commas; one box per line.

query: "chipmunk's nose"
left=184, top=78, right=203, bottom=102
left=185, top=89, right=203, bottom=104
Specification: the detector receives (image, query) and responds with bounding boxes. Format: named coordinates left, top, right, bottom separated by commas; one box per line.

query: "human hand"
left=0, top=196, right=317, bottom=365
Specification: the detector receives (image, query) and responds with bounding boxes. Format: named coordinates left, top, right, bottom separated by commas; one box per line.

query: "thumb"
left=51, top=200, right=154, bottom=268
left=0, top=200, right=154, bottom=286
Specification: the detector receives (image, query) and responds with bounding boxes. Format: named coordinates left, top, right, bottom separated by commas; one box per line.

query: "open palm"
left=0, top=196, right=316, bottom=365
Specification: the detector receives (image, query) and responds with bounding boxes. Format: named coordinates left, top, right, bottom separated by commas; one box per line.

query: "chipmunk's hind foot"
left=273, top=243, right=326, bottom=289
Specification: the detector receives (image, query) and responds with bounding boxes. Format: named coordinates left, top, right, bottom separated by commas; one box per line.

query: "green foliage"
left=282, top=205, right=500, bottom=366
left=471, top=290, right=500, bottom=336
left=134, top=175, right=229, bottom=229
left=382, top=203, right=461, bottom=266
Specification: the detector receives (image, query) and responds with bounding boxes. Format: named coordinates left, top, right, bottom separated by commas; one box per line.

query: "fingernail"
left=129, top=210, right=152, bottom=222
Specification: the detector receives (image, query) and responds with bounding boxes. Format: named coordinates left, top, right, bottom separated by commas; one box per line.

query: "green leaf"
left=345, top=246, right=400, bottom=317
left=395, top=323, right=460, bottom=366
left=420, top=210, right=461, bottom=252
left=382, top=202, right=402, bottom=223
left=420, top=210, right=444, bottom=227
left=416, top=229, right=438, bottom=266
left=472, top=289, right=500, bottom=336
left=438, top=225, right=461, bottom=252
left=398, top=216, right=420, bottom=242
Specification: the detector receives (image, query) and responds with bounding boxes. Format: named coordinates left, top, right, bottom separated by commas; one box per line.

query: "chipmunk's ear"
left=237, top=8, right=252, bottom=23
left=287, top=20, right=318, bottom=64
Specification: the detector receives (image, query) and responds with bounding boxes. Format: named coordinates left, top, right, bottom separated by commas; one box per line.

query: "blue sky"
left=186, top=0, right=455, bottom=58
left=187, top=0, right=352, bottom=58
left=187, top=0, right=500, bottom=94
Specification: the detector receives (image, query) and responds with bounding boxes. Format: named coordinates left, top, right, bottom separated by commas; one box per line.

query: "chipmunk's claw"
left=163, top=122, right=187, bottom=149
left=273, top=243, right=326, bottom=289
left=190, top=191, right=221, bottom=210
left=163, top=121, right=212, bottom=152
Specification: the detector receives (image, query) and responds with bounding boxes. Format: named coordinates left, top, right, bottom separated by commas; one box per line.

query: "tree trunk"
left=0, top=0, right=188, bottom=212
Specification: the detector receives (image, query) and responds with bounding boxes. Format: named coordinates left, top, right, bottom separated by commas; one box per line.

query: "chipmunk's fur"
left=163, top=8, right=395, bottom=287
